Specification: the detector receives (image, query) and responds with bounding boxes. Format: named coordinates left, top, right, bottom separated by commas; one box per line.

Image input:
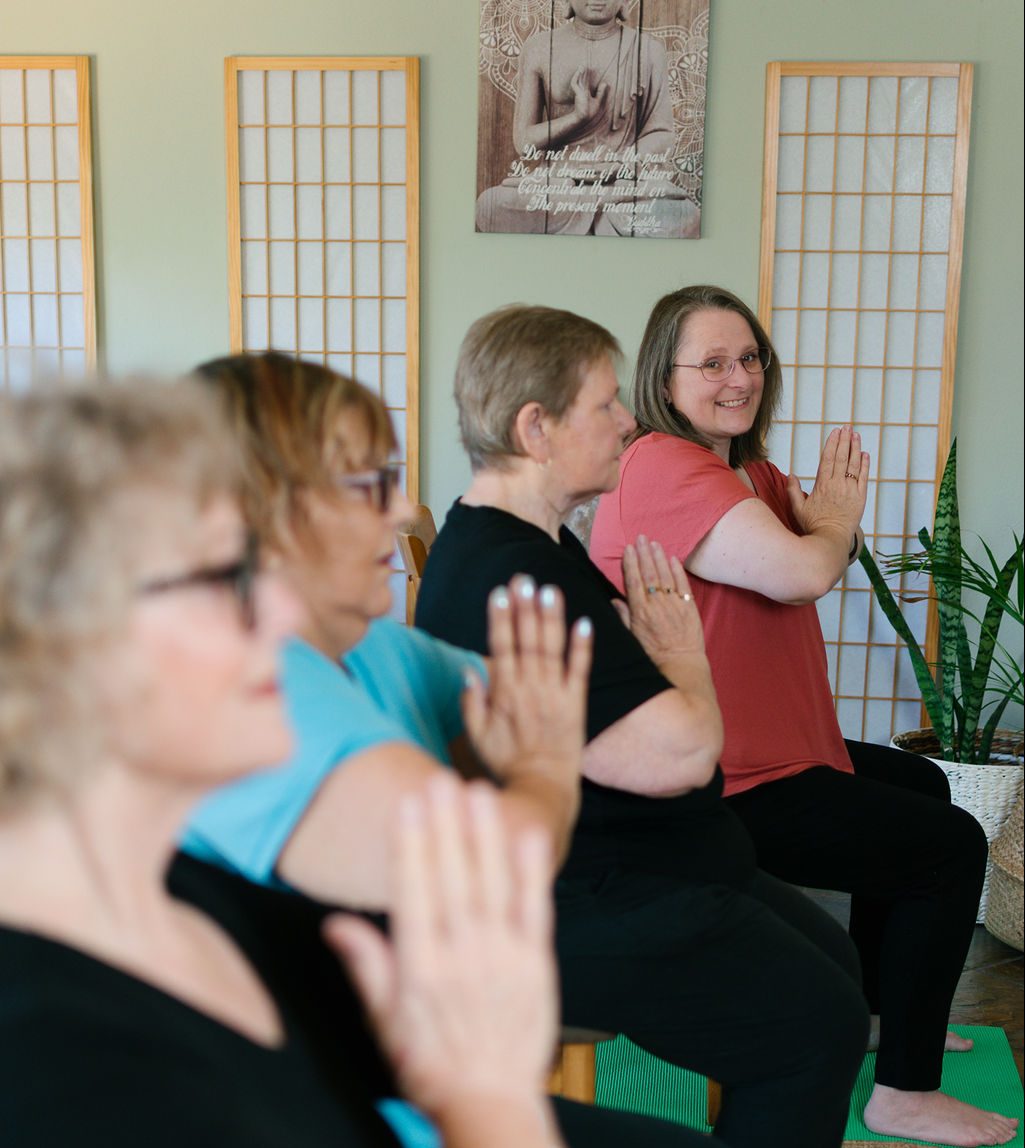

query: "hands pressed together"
left=325, top=777, right=561, bottom=1138
left=786, top=425, right=869, bottom=547
left=326, top=581, right=594, bottom=1145
left=462, top=576, right=592, bottom=784
left=614, top=535, right=708, bottom=667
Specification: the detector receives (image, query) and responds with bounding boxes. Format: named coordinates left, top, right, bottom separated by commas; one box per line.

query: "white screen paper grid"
left=0, top=58, right=95, bottom=391
left=226, top=58, right=419, bottom=619
left=759, top=64, right=972, bottom=746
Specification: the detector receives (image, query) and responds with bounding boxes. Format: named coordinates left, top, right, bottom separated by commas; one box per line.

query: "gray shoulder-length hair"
left=631, top=285, right=782, bottom=466
left=0, top=379, right=241, bottom=809
left=455, top=304, right=621, bottom=472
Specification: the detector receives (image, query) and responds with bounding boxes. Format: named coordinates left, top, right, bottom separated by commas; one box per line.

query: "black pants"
left=727, top=740, right=987, bottom=1092
left=556, top=864, right=869, bottom=1148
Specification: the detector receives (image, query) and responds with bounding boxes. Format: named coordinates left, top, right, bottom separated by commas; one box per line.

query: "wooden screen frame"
left=758, top=61, right=973, bottom=740
left=224, top=56, right=420, bottom=501
left=0, top=55, right=97, bottom=384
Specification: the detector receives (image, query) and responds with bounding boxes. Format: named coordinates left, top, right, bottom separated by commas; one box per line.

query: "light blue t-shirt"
left=181, top=617, right=483, bottom=1148
left=181, top=616, right=484, bottom=885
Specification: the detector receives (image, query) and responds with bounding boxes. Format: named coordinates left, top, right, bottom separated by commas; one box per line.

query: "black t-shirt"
left=0, top=855, right=401, bottom=1148
left=417, top=501, right=753, bottom=884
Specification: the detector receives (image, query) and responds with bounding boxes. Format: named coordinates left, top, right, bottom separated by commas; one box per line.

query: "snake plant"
left=859, top=440, right=1024, bottom=763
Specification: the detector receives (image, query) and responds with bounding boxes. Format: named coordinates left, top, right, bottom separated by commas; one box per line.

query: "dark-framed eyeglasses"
left=137, top=532, right=260, bottom=631
left=672, top=346, right=772, bottom=383
left=330, top=463, right=403, bottom=513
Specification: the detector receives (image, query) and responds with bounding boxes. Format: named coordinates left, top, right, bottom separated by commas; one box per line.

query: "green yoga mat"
left=595, top=1025, right=1024, bottom=1146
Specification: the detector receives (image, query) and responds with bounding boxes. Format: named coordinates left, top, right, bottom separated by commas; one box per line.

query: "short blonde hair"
left=0, top=379, right=241, bottom=807
left=194, top=352, right=396, bottom=550
left=455, top=305, right=620, bottom=471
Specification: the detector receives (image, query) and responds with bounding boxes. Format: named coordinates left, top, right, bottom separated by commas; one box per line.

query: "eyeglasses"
left=137, top=532, right=260, bottom=631
left=330, top=463, right=403, bottom=513
left=672, top=346, right=772, bottom=383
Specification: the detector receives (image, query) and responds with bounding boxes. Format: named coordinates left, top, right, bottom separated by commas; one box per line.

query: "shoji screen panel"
left=0, top=57, right=95, bottom=391
left=225, top=57, right=420, bottom=503
left=759, top=62, right=972, bottom=745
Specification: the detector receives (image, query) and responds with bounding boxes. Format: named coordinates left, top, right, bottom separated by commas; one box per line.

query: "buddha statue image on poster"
left=476, top=0, right=709, bottom=237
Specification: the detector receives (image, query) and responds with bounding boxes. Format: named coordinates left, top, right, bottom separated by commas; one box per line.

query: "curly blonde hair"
left=0, top=379, right=241, bottom=807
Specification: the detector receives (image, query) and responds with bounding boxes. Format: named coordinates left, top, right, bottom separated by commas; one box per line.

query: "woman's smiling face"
left=666, top=308, right=766, bottom=462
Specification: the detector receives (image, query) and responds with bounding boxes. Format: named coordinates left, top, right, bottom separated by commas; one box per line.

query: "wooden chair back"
left=396, top=504, right=438, bottom=619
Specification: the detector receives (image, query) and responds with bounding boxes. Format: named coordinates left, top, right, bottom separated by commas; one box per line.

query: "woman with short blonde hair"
left=417, top=303, right=871, bottom=1148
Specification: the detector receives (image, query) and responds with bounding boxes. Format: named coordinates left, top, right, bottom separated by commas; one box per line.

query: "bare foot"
left=866, top=1016, right=974, bottom=1053
left=864, top=1083, right=1019, bottom=1146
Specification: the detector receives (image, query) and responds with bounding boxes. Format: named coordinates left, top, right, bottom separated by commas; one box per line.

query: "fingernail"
left=492, top=587, right=510, bottom=609
left=517, top=577, right=536, bottom=599
left=463, top=669, right=477, bottom=690
left=576, top=617, right=593, bottom=637
left=540, top=584, right=557, bottom=608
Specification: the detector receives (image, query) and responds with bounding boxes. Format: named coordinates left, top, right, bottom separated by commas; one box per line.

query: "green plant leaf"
left=860, top=438, right=1022, bottom=763
left=931, top=442, right=963, bottom=750
left=962, top=546, right=1023, bottom=753
left=979, top=695, right=1015, bottom=765
left=859, top=547, right=945, bottom=735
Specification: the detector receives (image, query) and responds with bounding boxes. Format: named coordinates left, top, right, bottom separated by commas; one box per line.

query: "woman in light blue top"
left=181, top=351, right=723, bottom=1148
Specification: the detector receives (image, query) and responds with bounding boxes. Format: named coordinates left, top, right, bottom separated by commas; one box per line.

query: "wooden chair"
left=707, top=1079, right=722, bottom=1126
left=396, top=504, right=437, bottom=619
left=546, top=1027, right=613, bottom=1104
left=547, top=1026, right=723, bottom=1127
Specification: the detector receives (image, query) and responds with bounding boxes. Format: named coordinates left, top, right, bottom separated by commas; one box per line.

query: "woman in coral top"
left=590, top=284, right=1017, bottom=1148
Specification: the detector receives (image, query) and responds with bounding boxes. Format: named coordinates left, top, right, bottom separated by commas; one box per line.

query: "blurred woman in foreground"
left=0, top=380, right=576, bottom=1148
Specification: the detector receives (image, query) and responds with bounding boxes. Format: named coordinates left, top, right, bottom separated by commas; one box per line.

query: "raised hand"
left=570, top=66, right=611, bottom=133
left=614, top=535, right=707, bottom=666
left=461, top=576, right=592, bottom=782
left=787, top=425, right=869, bottom=539
left=324, top=778, right=559, bottom=1122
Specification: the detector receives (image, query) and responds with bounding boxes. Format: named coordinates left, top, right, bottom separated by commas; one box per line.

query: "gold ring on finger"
left=646, top=584, right=658, bottom=594
left=844, top=471, right=857, bottom=479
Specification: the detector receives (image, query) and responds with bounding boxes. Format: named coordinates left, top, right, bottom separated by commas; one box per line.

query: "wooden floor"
left=805, top=889, right=1024, bottom=1081
left=953, top=925, right=1024, bottom=1081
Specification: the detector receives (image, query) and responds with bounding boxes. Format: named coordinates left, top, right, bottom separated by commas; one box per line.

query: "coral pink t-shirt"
left=590, top=432, right=853, bottom=797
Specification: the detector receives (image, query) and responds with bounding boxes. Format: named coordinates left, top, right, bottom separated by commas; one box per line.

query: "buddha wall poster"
left=476, top=0, right=709, bottom=238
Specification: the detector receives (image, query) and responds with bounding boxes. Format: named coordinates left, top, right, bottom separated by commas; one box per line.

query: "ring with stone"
left=682, top=592, right=692, bottom=602
left=647, top=584, right=658, bottom=594
left=844, top=471, right=857, bottom=479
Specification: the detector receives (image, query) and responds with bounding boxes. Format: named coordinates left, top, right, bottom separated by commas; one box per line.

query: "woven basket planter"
left=890, top=728, right=1024, bottom=921
left=984, top=792, right=1024, bottom=950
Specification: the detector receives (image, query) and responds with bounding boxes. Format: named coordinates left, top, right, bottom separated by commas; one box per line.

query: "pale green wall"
left=7, top=0, right=1023, bottom=550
